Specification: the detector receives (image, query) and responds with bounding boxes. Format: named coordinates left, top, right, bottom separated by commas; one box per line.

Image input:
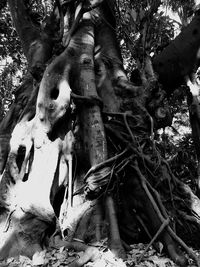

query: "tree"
left=1, top=0, right=200, bottom=266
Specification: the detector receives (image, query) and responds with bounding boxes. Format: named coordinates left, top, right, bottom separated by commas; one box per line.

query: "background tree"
left=1, top=0, right=200, bottom=266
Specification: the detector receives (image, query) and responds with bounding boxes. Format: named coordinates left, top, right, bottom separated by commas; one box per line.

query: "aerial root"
left=133, top=161, right=200, bottom=266
left=138, top=218, right=170, bottom=263
left=135, top=214, right=163, bottom=252
left=105, top=194, right=126, bottom=260
left=93, top=200, right=103, bottom=242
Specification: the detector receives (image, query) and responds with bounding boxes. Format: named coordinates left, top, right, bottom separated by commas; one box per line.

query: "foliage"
left=0, top=242, right=195, bottom=267
left=0, top=62, right=25, bottom=119
left=24, top=0, right=54, bottom=25
left=164, top=0, right=196, bottom=20
left=0, top=2, right=28, bottom=118
left=116, top=0, right=177, bottom=76
left=0, top=3, right=22, bottom=63
left=156, top=95, right=197, bottom=190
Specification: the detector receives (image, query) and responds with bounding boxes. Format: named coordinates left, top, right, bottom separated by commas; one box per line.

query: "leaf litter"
left=0, top=242, right=199, bottom=266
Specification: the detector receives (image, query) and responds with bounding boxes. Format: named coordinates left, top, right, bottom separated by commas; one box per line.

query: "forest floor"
left=0, top=242, right=199, bottom=267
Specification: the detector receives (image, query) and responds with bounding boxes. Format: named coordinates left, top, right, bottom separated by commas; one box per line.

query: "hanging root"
left=148, top=180, right=200, bottom=267
left=138, top=218, right=170, bottom=263
left=93, top=200, right=103, bottom=242
left=105, top=194, right=126, bottom=260
left=133, top=161, right=200, bottom=266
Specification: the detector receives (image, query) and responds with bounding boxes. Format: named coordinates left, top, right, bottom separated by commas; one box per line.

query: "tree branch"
left=7, top=0, right=40, bottom=59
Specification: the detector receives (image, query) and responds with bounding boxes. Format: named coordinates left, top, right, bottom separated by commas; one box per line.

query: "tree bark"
left=1, top=1, right=200, bottom=266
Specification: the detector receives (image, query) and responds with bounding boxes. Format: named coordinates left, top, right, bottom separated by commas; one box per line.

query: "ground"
left=0, top=242, right=199, bottom=267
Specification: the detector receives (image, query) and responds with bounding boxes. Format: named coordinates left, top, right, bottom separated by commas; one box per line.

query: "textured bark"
left=73, top=21, right=107, bottom=165
left=1, top=1, right=200, bottom=266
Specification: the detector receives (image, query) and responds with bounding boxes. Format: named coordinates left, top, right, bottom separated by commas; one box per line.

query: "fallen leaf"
left=32, top=250, right=46, bottom=266
left=7, top=257, right=15, bottom=264
left=55, top=252, right=66, bottom=261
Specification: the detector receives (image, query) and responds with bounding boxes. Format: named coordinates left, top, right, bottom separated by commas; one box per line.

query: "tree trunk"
left=1, top=1, right=200, bottom=266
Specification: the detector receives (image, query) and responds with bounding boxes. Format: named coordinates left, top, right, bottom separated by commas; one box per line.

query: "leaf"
left=6, top=258, right=15, bottom=264
left=52, top=262, right=61, bottom=267
left=55, top=252, right=66, bottom=261
left=32, top=250, right=46, bottom=266
left=19, top=255, right=32, bottom=266
left=149, top=255, right=173, bottom=267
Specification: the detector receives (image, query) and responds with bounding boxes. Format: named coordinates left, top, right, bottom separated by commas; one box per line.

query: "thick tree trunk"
left=1, top=1, right=200, bottom=266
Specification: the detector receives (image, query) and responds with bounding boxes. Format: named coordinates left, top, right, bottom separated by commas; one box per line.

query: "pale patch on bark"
left=186, top=77, right=200, bottom=96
